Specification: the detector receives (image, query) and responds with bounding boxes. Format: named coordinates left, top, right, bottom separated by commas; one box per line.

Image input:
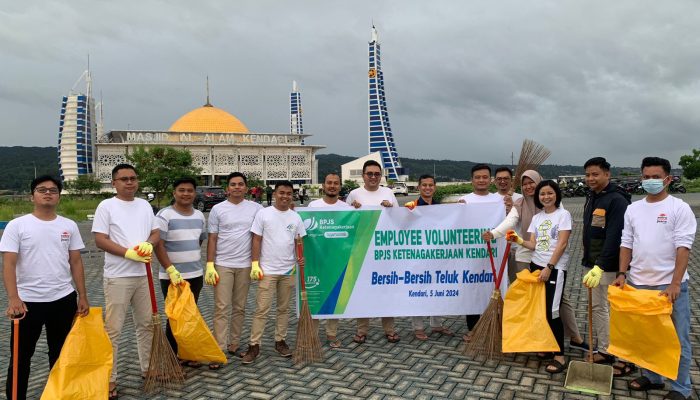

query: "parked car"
left=390, top=182, right=408, bottom=196
left=195, top=186, right=226, bottom=211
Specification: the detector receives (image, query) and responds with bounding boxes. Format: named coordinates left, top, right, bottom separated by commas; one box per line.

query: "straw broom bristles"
left=513, top=139, right=551, bottom=189
left=293, top=292, right=324, bottom=365
left=463, top=290, right=504, bottom=359
left=144, top=314, right=185, bottom=392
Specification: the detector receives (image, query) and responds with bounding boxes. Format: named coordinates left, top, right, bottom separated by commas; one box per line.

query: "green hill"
left=0, top=147, right=59, bottom=192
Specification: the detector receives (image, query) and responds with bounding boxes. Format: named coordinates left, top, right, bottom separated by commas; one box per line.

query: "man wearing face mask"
left=614, top=157, right=695, bottom=400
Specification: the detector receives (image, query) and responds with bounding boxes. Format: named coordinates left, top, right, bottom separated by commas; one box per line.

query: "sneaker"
left=241, top=344, right=260, bottom=364
left=569, top=340, right=597, bottom=353
left=275, top=340, right=292, bottom=357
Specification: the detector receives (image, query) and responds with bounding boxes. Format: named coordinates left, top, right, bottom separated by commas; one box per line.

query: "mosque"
left=94, top=84, right=323, bottom=186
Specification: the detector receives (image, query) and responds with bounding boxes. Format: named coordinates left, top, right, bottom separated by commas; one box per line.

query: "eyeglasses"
left=495, top=177, right=511, bottom=182
left=364, top=172, right=382, bottom=178
left=114, top=176, right=138, bottom=183
left=34, top=187, right=60, bottom=194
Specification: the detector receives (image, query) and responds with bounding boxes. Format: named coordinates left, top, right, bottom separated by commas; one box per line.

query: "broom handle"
left=145, top=262, right=158, bottom=314
left=495, top=242, right=511, bottom=289
left=295, top=236, right=305, bottom=292
left=485, top=241, right=498, bottom=287
left=587, top=287, right=593, bottom=363
left=12, top=318, right=19, bottom=400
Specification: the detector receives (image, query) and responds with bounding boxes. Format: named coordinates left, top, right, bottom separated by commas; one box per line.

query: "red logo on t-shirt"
left=61, top=231, right=70, bottom=242
left=656, top=213, right=667, bottom=224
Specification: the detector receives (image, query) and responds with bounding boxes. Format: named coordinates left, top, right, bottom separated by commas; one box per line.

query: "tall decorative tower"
left=58, top=67, right=96, bottom=182
left=290, top=80, right=304, bottom=144
left=368, top=25, right=404, bottom=181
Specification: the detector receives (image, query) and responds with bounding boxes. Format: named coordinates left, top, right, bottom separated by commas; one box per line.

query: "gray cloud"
left=1, top=0, right=698, bottom=167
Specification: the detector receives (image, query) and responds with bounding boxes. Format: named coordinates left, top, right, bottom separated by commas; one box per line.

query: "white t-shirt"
left=208, top=199, right=263, bottom=268
left=459, top=192, right=503, bottom=203
left=498, top=192, right=523, bottom=203
left=0, top=214, right=84, bottom=302
left=527, top=207, right=572, bottom=270
left=307, top=198, right=352, bottom=209
left=92, top=197, right=157, bottom=278
left=345, top=186, right=398, bottom=207
left=250, top=207, right=306, bottom=275
left=155, top=206, right=207, bottom=280
left=621, top=195, right=696, bottom=286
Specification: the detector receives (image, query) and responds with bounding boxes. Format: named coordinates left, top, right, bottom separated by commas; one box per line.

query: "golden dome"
left=168, top=104, right=249, bottom=133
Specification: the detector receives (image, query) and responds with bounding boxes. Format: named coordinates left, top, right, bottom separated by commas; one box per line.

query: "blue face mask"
left=641, top=178, right=665, bottom=195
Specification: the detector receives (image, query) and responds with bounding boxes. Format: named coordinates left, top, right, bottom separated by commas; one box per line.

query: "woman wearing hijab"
left=482, top=171, right=588, bottom=356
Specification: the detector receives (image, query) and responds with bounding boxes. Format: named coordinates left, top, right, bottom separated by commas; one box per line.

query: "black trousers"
left=6, top=291, right=77, bottom=400
left=530, top=262, right=566, bottom=356
left=159, top=276, right=203, bottom=357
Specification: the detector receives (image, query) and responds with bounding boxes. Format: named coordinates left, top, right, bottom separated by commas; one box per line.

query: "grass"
left=0, top=197, right=102, bottom=222
left=682, top=178, right=700, bottom=193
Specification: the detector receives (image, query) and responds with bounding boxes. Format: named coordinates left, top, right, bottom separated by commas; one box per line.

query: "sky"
left=1, top=0, right=699, bottom=168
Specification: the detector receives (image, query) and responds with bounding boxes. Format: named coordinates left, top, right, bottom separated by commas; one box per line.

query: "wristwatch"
left=616, top=272, right=627, bottom=278
left=546, top=263, right=555, bottom=270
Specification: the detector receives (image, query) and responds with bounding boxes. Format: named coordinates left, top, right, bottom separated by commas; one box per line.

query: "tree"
left=127, top=146, right=202, bottom=206
left=63, top=174, right=102, bottom=198
left=679, top=149, right=700, bottom=180
left=342, top=179, right=359, bottom=192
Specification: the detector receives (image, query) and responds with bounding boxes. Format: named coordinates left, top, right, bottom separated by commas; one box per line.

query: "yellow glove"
left=134, top=241, right=153, bottom=257
left=166, top=265, right=184, bottom=285
left=125, top=247, right=151, bottom=263
left=404, top=200, right=417, bottom=210
left=205, top=262, right=219, bottom=286
left=505, top=230, right=524, bottom=245
left=583, top=265, right=603, bottom=288
left=250, top=261, right=264, bottom=281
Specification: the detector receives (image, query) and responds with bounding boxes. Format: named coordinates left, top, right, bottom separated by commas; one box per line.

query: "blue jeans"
left=629, top=281, right=691, bottom=397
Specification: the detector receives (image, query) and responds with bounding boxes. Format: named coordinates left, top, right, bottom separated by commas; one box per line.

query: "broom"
left=463, top=240, right=511, bottom=359
left=513, top=139, right=551, bottom=190
left=143, top=262, right=185, bottom=392
left=292, top=235, right=323, bottom=365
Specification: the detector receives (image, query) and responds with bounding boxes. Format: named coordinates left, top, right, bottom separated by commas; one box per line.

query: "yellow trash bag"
left=40, top=307, right=113, bottom=400
left=608, top=285, right=680, bottom=380
left=165, top=281, right=227, bottom=364
left=502, top=269, right=560, bottom=353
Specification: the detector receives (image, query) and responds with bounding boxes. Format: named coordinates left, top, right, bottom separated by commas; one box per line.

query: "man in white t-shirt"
left=153, top=177, right=207, bottom=367
left=307, top=173, right=352, bottom=348
left=242, top=181, right=306, bottom=364
left=493, top=166, right=523, bottom=285
left=615, top=157, right=696, bottom=400
left=92, top=164, right=160, bottom=398
left=345, top=160, right=400, bottom=344
left=206, top=172, right=262, bottom=368
left=1, top=175, right=89, bottom=400
left=458, top=164, right=502, bottom=342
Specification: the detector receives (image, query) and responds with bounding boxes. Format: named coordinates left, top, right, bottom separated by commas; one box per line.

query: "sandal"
left=414, top=330, right=429, bottom=341
left=385, top=332, right=401, bottom=343
left=227, top=345, right=240, bottom=356
left=663, top=390, right=690, bottom=400
left=462, top=332, right=473, bottom=343
left=593, top=352, right=615, bottom=364
left=430, top=326, right=455, bottom=337
left=327, top=336, right=342, bottom=348
left=629, top=376, right=665, bottom=391
left=108, top=386, right=118, bottom=400
left=353, top=334, right=366, bottom=344
left=545, top=359, right=567, bottom=374
left=179, top=360, right=202, bottom=368
left=208, top=363, right=221, bottom=370
left=612, top=361, right=637, bottom=377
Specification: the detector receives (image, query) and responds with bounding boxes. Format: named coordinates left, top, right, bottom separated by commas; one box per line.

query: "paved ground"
left=1, top=194, right=699, bottom=399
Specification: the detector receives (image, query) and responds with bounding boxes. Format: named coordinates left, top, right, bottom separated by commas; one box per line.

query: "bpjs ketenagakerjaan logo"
left=303, top=217, right=354, bottom=238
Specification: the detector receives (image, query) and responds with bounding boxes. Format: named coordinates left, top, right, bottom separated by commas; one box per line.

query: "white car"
left=390, top=182, right=408, bottom=196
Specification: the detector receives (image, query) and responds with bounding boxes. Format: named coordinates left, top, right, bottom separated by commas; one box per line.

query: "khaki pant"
left=249, top=274, right=295, bottom=345
left=411, top=316, right=445, bottom=331
left=517, top=261, right=581, bottom=340
left=312, top=319, right=339, bottom=338
left=586, top=267, right=616, bottom=353
left=356, top=317, right=395, bottom=336
left=104, top=276, right=153, bottom=383
left=213, top=266, right=251, bottom=351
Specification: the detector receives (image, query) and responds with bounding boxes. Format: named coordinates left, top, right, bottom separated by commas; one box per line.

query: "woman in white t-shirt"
left=506, top=179, right=573, bottom=374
